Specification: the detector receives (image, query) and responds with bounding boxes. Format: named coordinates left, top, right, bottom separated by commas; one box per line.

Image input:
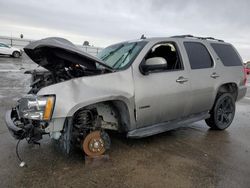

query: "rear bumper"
left=5, top=109, right=26, bottom=139
left=237, top=86, right=247, bottom=101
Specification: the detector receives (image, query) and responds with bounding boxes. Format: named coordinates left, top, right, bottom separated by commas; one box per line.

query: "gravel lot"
left=0, top=54, right=250, bottom=188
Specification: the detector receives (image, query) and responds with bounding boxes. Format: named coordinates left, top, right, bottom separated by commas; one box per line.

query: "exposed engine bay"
left=22, top=37, right=113, bottom=94
left=25, top=65, right=106, bottom=94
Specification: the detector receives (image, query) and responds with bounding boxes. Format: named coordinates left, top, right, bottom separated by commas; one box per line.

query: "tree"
left=83, top=41, right=90, bottom=46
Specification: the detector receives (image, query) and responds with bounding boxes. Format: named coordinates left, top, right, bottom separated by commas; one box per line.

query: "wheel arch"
left=12, top=50, right=20, bottom=55
left=215, top=82, right=238, bottom=101
left=68, top=99, right=134, bottom=132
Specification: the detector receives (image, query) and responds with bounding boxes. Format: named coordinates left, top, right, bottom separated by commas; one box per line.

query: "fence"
left=77, top=45, right=103, bottom=56
left=0, top=36, right=32, bottom=48
left=0, top=36, right=103, bottom=56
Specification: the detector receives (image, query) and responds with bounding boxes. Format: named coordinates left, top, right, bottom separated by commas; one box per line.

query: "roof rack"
left=171, top=35, right=224, bottom=42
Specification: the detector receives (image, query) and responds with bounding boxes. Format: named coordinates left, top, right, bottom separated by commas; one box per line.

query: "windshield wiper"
left=112, top=43, right=137, bottom=69
left=100, top=44, right=124, bottom=61
left=96, top=64, right=115, bottom=72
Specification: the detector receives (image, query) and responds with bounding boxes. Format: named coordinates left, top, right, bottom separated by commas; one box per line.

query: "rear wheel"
left=12, top=51, right=20, bottom=58
left=205, top=93, right=235, bottom=130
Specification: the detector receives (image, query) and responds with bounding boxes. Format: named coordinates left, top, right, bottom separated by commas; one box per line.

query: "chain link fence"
left=0, top=36, right=102, bottom=56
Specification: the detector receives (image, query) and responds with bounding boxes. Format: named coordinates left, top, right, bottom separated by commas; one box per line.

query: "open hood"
left=24, top=37, right=113, bottom=71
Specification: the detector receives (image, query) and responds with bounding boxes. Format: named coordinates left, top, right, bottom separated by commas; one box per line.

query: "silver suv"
left=5, top=35, right=247, bottom=157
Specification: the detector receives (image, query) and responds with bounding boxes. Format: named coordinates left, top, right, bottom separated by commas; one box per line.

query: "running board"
left=127, top=112, right=210, bottom=138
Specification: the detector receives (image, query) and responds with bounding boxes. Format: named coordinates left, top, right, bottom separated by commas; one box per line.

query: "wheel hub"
left=217, top=96, right=234, bottom=125
left=90, top=138, right=104, bottom=152
left=83, top=131, right=106, bottom=157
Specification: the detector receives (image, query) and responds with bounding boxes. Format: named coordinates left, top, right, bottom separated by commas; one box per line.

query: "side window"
left=210, top=43, right=242, bottom=66
left=184, top=42, right=213, bottom=69
left=0, top=43, right=8, bottom=48
left=144, top=42, right=182, bottom=71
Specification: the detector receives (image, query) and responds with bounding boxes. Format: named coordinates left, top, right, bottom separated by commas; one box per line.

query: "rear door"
left=182, top=41, right=217, bottom=114
left=133, top=41, right=192, bottom=128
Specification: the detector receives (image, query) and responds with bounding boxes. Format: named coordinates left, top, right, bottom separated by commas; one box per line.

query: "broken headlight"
left=18, top=95, right=55, bottom=121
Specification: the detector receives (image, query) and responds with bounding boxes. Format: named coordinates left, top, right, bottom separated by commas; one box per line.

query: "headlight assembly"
left=18, top=95, right=55, bottom=121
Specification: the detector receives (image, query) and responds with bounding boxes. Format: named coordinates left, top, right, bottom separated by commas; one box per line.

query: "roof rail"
left=171, top=35, right=224, bottom=42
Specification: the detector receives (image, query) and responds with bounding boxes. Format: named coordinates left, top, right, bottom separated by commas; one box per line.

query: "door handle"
left=176, top=76, right=188, bottom=83
left=210, top=72, right=220, bottom=79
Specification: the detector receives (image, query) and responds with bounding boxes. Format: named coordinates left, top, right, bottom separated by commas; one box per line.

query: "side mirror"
left=140, top=57, right=168, bottom=74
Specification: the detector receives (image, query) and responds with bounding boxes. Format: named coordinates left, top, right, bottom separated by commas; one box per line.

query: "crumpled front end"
left=5, top=95, right=55, bottom=142
left=5, top=108, right=44, bottom=143
left=5, top=109, right=27, bottom=140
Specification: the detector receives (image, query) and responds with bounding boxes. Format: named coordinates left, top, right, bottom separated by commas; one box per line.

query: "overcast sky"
left=0, top=0, right=249, bottom=61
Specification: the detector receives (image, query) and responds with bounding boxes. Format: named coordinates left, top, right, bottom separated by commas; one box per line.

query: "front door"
left=133, top=42, right=192, bottom=128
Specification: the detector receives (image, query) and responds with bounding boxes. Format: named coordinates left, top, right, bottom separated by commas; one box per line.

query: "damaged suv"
left=5, top=35, right=247, bottom=158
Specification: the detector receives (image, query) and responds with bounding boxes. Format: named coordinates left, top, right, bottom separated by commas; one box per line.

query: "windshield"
left=97, top=41, right=147, bottom=70
left=246, top=64, right=250, bottom=69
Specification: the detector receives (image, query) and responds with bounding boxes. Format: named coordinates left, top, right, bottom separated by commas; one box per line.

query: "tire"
left=59, top=118, right=74, bottom=155
left=12, top=51, right=20, bottom=58
left=205, top=93, right=235, bottom=130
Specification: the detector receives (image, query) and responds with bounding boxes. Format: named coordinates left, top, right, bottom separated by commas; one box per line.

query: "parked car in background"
left=0, top=43, right=22, bottom=58
left=245, top=63, right=250, bottom=75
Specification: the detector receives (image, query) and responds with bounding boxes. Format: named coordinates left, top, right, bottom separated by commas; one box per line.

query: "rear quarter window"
left=211, top=43, right=242, bottom=66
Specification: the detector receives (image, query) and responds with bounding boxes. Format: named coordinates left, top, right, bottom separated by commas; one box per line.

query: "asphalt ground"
left=0, top=54, right=249, bottom=188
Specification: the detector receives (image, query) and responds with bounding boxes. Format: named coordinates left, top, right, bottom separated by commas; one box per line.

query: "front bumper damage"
left=5, top=108, right=44, bottom=142
left=5, top=108, right=27, bottom=139
left=5, top=107, right=46, bottom=167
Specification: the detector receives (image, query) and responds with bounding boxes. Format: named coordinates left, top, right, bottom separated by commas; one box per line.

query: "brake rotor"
left=82, top=131, right=106, bottom=157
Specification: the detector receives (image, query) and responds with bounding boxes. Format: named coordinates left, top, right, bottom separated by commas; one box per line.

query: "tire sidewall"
left=213, top=93, right=236, bottom=130
left=12, top=51, right=20, bottom=58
